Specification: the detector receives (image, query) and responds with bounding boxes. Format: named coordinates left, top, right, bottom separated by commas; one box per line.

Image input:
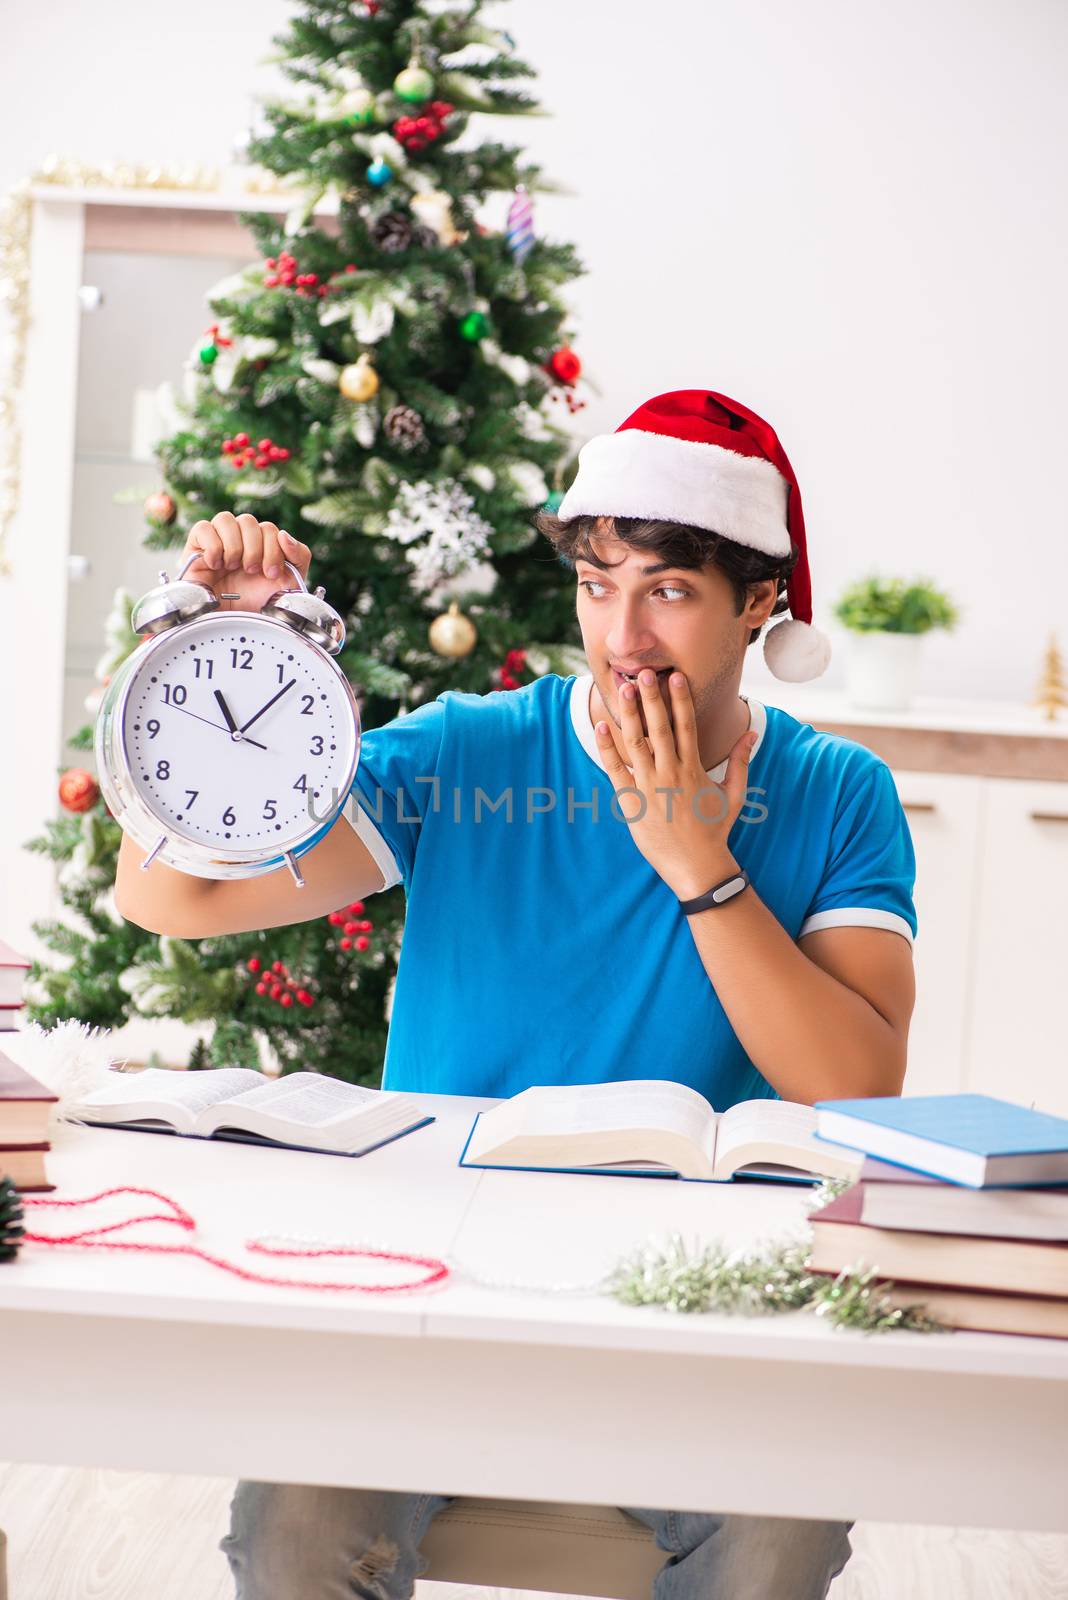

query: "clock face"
left=119, top=614, right=359, bottom=857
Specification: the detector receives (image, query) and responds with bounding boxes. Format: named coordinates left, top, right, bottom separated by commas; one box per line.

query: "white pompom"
left=762, top=618, right=832, bottom=682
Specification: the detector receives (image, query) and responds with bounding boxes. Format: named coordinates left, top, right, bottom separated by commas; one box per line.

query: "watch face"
left=119, top=614, right=359, bottom=856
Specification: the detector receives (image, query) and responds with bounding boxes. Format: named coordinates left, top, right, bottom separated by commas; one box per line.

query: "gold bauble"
left=428, top=602, right=477, bottom=658
left=339, top=354, right=379, bottom=402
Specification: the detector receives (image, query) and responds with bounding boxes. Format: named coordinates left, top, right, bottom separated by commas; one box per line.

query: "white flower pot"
left=844, top=631, right=924, bottom=711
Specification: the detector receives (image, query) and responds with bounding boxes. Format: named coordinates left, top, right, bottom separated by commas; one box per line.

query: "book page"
left=73, top=1066, right=264, bottom=1132
left=470, top=1080, right=718, bottom=1164
left=716, top=1098, right=861, bottom=1178
left=201, top=1072, right=385, bottom=1130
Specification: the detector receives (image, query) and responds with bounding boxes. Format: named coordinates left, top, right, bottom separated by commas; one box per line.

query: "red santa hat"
left=555, top=388, right=832, bottom=682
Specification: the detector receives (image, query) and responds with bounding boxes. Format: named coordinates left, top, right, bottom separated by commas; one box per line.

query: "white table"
left=1, top=1095, right=1066, bottom=1534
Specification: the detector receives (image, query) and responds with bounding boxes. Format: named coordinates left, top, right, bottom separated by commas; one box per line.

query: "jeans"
left=221, top=1482, right=853, bottom=1600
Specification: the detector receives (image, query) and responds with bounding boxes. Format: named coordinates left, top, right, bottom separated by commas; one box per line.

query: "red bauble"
left=143, top=491, right=176, bottom=528
left=58, top=768, right=99, bottom=813
left=549, top=347, right=582, bottom=386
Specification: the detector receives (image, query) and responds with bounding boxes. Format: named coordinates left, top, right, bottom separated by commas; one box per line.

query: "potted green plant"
left=833, top=575, right=959, bottom=710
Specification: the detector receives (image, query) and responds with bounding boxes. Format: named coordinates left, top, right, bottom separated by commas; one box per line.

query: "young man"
left=116, top=388, right=916, bottom=1599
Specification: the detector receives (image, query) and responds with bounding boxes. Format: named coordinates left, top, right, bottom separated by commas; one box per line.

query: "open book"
left=69, top=1067, right=433, bottom=1158
left=459, top=1080, right=865, bottom=1184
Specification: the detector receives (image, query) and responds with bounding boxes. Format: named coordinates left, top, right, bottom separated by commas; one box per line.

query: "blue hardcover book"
left=458, top=1081, right=864, bottom=1186
left=813, top=1094, right=1068, bottom=1189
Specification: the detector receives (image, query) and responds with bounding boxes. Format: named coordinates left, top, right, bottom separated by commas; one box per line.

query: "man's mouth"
left=611, top=666, right=675, bottom=690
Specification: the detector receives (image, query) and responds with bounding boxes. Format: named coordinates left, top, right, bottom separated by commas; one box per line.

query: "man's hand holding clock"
left=181, top=512, right=312, bottom=612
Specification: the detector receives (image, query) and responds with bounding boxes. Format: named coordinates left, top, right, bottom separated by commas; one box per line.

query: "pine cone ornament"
left=411, top=223, right=441, bottom=252
left=0, top=1178, right=25, bottom=1263
left=383, top=404, right=427, bottom=453
left=370, top=212, right=413, bottom=253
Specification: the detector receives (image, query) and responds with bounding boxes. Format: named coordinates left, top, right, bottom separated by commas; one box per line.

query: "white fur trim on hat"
left=556, top=428, right=791, bottom=557
left=763, top=618, right=832, bottom=682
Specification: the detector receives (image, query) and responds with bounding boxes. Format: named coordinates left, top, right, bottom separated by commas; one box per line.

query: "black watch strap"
left=678, top=868, right=750, bottom=916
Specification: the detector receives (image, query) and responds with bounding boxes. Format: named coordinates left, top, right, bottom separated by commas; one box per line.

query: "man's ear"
left=746, top=578, right=780, bottom=628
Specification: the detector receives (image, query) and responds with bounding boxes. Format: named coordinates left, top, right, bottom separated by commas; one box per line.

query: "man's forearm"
left=682, top=854, right=906, bottom=1104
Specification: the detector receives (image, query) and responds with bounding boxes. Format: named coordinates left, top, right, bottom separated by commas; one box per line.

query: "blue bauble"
left=367, top=158, right=393, bottom=187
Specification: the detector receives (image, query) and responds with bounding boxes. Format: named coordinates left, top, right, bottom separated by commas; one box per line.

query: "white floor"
left=1, top=1464, right=1066, bottom=1599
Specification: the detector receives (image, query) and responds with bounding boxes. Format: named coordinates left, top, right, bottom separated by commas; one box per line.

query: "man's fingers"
left=186, top=519, right=222, bottom=571
left=594, top=718, right=629, bottom=779
left=279, top=528, right=312, bottom=579
left=723, top=731, right=758, bottom=812
left=667, top=672, right=700, bottom=767
left=236, top=514, right=264, bottom=575
left=212, top=511, right=244, bottom=571
left=259, top=523, right=283, bottom=580
left=617, top=683, right=655, bottom=776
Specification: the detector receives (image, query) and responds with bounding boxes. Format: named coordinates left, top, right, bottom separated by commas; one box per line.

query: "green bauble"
left=199, top=343, right=219, bottom=366
left=339, top=87, right=375, bottom=127
left=543, top=490, right=565, bottom=514
left=394, top=64, right=435, bottom=104
left=459, top=311, right=490, bottom=342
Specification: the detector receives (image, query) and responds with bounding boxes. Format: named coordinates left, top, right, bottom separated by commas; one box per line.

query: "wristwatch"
left=678, top=868, right=750, bottom=916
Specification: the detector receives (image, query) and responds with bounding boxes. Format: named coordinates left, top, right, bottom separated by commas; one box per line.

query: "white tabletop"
left=3, top=1094, right=1068, bottom=1528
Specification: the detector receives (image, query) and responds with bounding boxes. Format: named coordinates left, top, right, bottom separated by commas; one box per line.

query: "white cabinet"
left=890, top=772, right=985, bottom=1098
left=968, top=779, right=1068, bottom=1116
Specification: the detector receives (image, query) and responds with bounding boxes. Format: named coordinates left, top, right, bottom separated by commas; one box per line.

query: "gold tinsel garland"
left=0, top=156, right=294, bottom=575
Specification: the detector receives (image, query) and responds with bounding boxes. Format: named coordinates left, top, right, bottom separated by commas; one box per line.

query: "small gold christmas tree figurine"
left=1034, top=632, right=1068, bottom=721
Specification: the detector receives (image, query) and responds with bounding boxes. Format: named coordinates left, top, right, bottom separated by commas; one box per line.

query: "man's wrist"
left=669, top=850, right=740, bottom=903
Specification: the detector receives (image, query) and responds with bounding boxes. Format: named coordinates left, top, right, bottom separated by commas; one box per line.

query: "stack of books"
left=0, top=939, right=31, bottom=1033
left=810, top=1095, right=1068, bottom=1338
left=0, top=1050, right=57, bottom=1192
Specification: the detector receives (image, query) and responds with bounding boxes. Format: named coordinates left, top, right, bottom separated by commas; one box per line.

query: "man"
left=116, top=388, right=916, bottom=1597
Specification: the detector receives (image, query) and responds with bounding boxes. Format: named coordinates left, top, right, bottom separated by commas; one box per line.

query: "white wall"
left=2, top=0, right=1067, bottom=701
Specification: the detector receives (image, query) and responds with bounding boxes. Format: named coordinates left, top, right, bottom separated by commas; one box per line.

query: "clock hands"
left=213, top=689, right=240, bottom=733
left=167, top=701, right=268, bottom=752
left=239, top=678, right=296, bottom=736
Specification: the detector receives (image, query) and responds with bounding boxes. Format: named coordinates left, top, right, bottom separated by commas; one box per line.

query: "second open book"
left=460, top=1079, right=864, bottom=1184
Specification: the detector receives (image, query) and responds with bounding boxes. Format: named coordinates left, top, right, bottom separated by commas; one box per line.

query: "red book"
left=0, top=1142, right=52, bottom=1192
left=0, top=941, right=31, bottom=1009
left=0, top=1052, right=58, bottom=1145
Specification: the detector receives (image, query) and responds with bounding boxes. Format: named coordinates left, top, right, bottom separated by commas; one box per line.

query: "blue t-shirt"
left=342, top=673, right=917, bottom=1107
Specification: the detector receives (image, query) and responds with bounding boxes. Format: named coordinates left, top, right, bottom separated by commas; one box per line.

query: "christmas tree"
left=26, top=0, right=589, bottom=1083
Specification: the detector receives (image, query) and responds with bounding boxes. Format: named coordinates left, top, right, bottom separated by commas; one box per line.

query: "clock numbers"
left=293, top=774, right=309, bottom=792
left=185, top=790, right=199, bottom=808
left=230, top=647, right=254, bottom=670
left=300, top=694, right=314, bottom=715
left=263, top=800, right=277, bottom=820
left=193, top=656, right=214, bottom=679
left=222, top=806, right=236, bottom=826
left=156, top=760, right=170, bottom=780
left=310, top=735, right=324, bottom=755
left=146, top=719, right=160, bottom=739
left=161, top=683, right=187, bottom=706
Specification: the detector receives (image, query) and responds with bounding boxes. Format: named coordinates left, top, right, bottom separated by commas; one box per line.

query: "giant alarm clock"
left=95, top=554, right=360, bottom=887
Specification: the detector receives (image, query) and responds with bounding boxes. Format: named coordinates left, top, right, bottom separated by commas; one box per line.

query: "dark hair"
left=532, top=510, right=798, bottom=647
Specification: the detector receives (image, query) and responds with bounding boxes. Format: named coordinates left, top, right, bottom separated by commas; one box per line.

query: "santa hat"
left=555, top=389, right=831, bottom=682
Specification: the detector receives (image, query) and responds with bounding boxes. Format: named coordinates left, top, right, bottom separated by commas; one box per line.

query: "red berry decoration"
left=247, top=957, right=261, bottom=973
left=58, top=768, right=99, bottom=813
left=355, top=936, right=370, bottom=952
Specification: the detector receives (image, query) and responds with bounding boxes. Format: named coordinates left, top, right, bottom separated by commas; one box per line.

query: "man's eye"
left=578, top=580, right=689, bottom=600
